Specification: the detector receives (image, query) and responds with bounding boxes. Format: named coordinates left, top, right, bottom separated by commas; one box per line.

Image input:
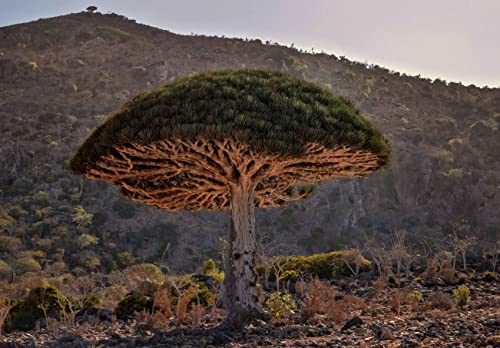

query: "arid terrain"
left=0, top=271, right=498, bottom=347
left=0, top=10, right=499, bottom=348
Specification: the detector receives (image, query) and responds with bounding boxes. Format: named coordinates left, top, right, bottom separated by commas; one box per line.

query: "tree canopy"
left=69, top=69, right=391, bottom=211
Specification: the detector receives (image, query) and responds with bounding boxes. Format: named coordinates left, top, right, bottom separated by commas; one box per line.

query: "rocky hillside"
left=0, top=12, right=498, bottom=272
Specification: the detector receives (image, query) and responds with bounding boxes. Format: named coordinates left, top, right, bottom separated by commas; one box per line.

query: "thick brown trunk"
left=220, top=180, right=265, bottom=329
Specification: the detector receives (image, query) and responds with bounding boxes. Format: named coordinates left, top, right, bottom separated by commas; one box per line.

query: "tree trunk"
left=462, top=251, right=467, bottom=271
left=220, top=180, right=265, bottom=329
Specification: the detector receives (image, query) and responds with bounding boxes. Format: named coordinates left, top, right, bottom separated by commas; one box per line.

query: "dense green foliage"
left=70, top=69, right=390, bottom=174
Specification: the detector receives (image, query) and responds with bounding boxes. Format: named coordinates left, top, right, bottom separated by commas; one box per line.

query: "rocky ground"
left=1, top=276, right=498, bottom=348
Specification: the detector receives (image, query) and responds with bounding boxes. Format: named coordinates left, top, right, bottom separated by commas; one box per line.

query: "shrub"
left=257, top=251, right=371, bottom=280
left=389, top=289, right=422, bottom=315
left=6, top=285, right=67, bottom=331
left=123, top=263, right=164, bottom=295
left=15, top=256, right=41, bottom=274
left=72, top=206, right=93, bottom=227
left=31, top=191, right=51, bottom=207
left=297, top=278, right=337, bottom=321
left=0, top=297, right=14, bottom=335
left=116, top=251, right=135, bottom=268
left=200, top=258, right=224, bottom=282
left=453, top=285, right=470, bottom=309
left=428, top=292, right=455, bottom=311
left=76, top=233, right=99, bottom=248
left=0, top=214, right=16, bottom=230
left=166, top=274, right=218, bottom=308
left=0, top=236, right=21, bottom=254
left=279, top=270, right=299, bottom=281
left=115, top=293, right=154, bottom=320
left=0, top=260, right=12, bottom=280
left=265, top=292, right=297, bottom=320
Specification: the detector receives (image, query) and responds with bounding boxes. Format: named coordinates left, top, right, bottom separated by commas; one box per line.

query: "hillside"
left=0, top=12, right=499, bottom=273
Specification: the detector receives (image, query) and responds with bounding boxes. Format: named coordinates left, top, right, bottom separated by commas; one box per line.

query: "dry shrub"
left=135, top=310, right=170, bottom=331
left=422, top=259, right=439, bottom=281
left=328, top=295, right=366, bottom=325
left=343, top=295, right=367, bottom=313
left=294, top=280, right=308, bottom=297
left=438, top=265, right=456, bottom=284
left=298, top=278, right=338, bottom=322
left=372, top=277, right=387, bottom=295
left=423, top=252, right=457, bottom=284
left=135, top=288, right=175, bottom=331
left=153, top=288, right=174, bottom=318
left=188, top=303, right=205, bottom=328
left=256, top=283, right=266, bottom=305
left=0, top=274, right=44, bottom=300
left=175, top=293, right=191, bottom=326
left=389, top=289, right=423, bottom=315
left=0, top=300, right=12, bottom=335
left=206, top=307, right=226, bottom=322
left=389, top=289, right=405, bottom=315
left=407, top=291, right=423, bottom=312
left=46, top=317, right=60, bottom=335
left=75, top=321, right=91, bottom=335
left=428, top=292, right=455, bottom=311
left=326, top=305, right=346, bottom=324
left=297, top=278, right=365, bottom=325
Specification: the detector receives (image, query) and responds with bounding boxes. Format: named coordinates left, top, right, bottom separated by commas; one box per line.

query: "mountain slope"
left=0, top=12, right=498, bottom=272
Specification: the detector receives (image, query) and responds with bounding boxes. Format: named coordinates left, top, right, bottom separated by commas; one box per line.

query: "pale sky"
left=1, top=0, right=499, bottom=87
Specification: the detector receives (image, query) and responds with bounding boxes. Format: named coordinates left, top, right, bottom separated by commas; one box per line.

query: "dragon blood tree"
left=69, top=69, right=391, bottom=329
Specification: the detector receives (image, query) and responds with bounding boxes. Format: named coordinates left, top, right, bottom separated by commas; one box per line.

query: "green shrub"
left=115, top=293, right=153, bottom=320
left=265, top=292, right=297, bottom=319
left=279, top=270, right=299, bottom=281
left=200, top=259, right=224, bottom=282
left=83, top=293, right=101, bottom=308
left=453, top=285, right=471, bottom=309
left=77, top=233, right=99, bottom=248
left=6, top=285, right=67, bottom=331
left=413, top=290, right=424, bottom=302
left=31, top=191, right=51, bottom=207
left=257, top=251, right=371, bottom=280
left=72, top=206, right=93, bottom=227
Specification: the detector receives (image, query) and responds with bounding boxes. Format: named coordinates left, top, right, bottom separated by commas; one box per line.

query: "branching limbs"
left=84, top=139, right=384, bottom=211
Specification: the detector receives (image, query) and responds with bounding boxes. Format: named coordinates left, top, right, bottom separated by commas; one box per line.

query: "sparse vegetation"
left=453, top=285, right=471, bottom=309
left=0, top=9, right=498, bottom=347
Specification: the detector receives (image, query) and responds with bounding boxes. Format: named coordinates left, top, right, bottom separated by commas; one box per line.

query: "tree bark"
left=220, top=180, right=265, bottom=329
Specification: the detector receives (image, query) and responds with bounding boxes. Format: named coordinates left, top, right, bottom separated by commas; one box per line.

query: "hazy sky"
left=1, top=0, right=499, bottom=87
